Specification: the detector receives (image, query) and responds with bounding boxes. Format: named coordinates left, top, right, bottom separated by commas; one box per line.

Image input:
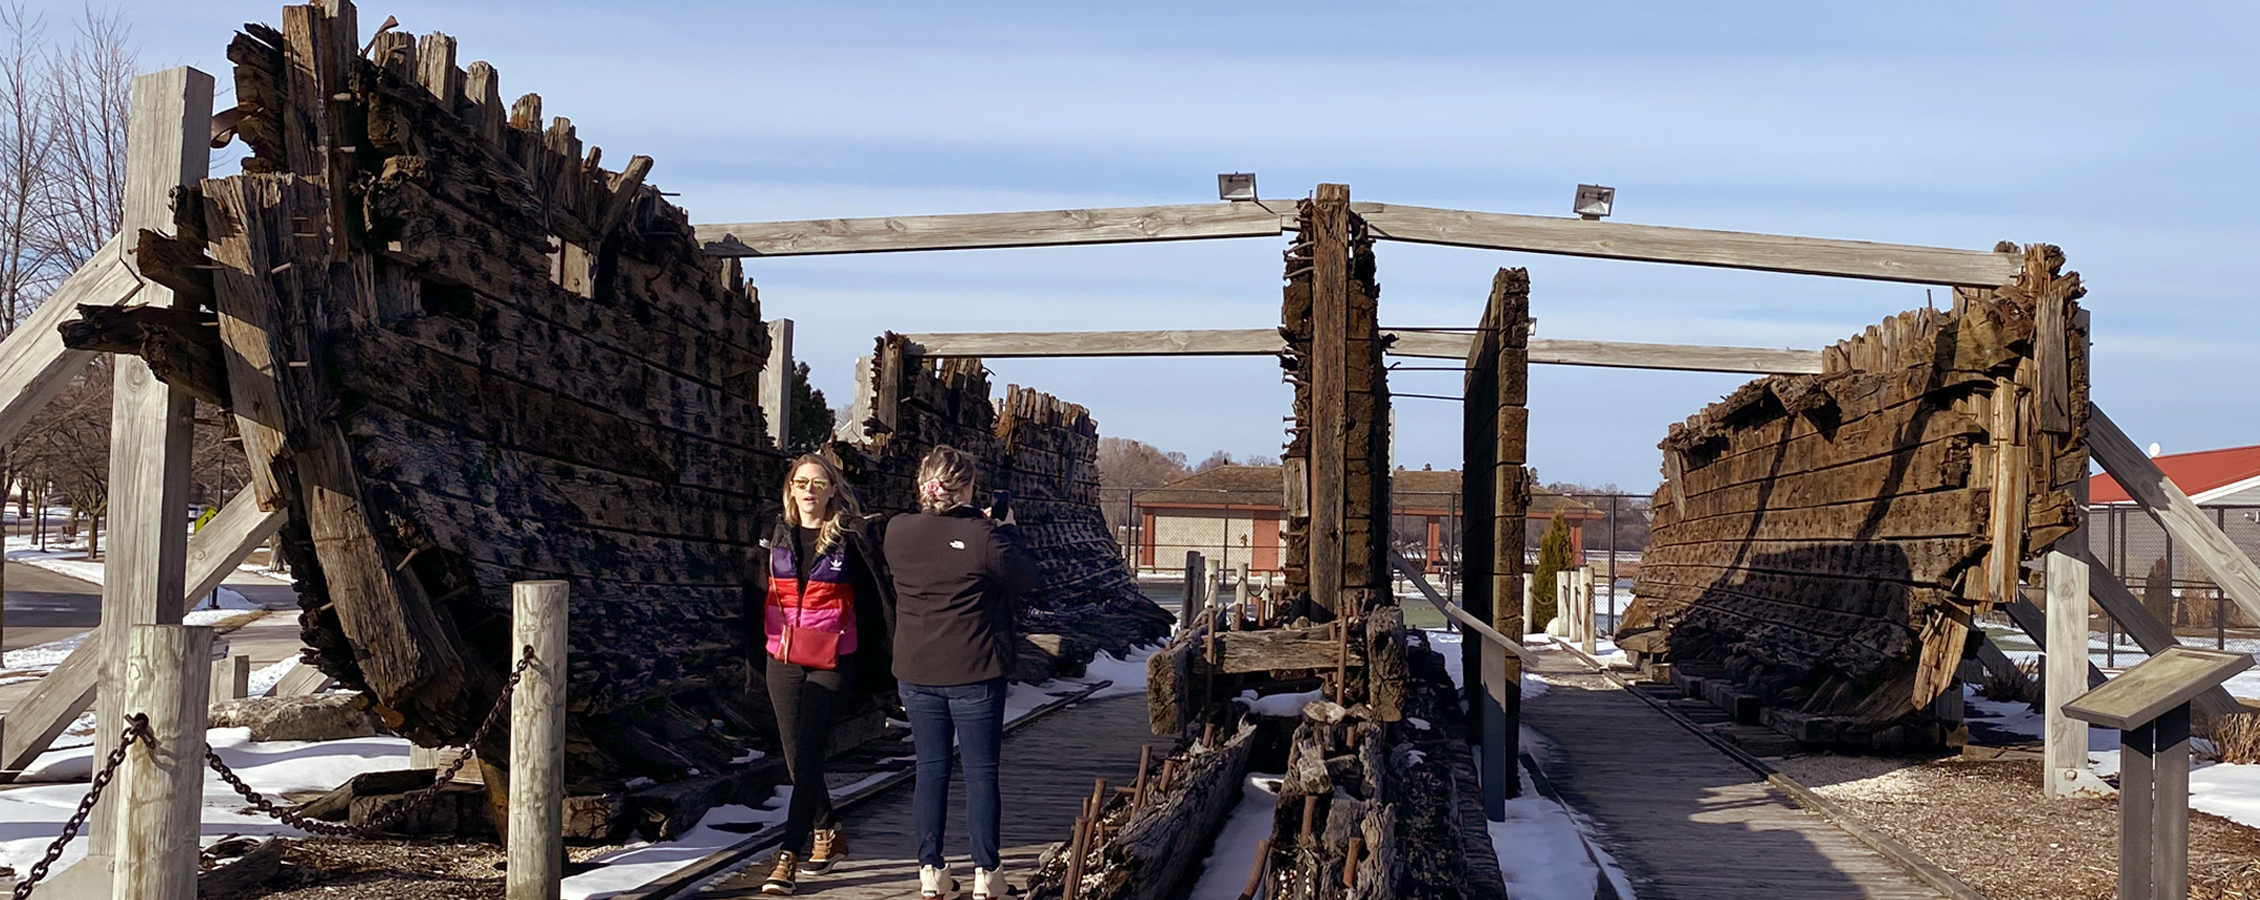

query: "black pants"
left=767, top=654, right=848, bottom=854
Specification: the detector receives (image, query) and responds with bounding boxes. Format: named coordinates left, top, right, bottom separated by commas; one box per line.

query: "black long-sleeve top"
left=881, top=506, right=1040, bottom=687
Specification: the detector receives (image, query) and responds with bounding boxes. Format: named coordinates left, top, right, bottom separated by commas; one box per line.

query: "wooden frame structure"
left=689, top=182, right=2260, bottom=810
left=14, top=48, right=2260, bottom=897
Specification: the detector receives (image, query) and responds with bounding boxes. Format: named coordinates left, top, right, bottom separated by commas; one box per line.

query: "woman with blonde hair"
left=883, top=445, right=1037, bottom=900
left=754, top=453, right=894, bottom=896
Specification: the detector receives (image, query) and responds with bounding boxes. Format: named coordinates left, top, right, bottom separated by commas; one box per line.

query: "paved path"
left=2, top=562, right=103, bottom=652
left=1520, top=644, right=1946, bottom=900
left=704, top=695, right=1176, bottom=899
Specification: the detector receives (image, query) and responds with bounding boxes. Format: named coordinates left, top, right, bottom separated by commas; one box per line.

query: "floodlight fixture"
left=1574, top=184, right=1614, bottom=220
left=1218, top=172, right=1258, bottom=202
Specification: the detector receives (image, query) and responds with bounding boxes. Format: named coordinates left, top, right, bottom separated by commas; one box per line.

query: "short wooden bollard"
left=117, top=624, right=215, bottom=900
left=211, top=653, right=251, bottom=701
left=508, top=580, right=569, bottom=900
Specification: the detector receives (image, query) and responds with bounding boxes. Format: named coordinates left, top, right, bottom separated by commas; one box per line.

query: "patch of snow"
left=246, top=657, right=300, bottom=699
left=0, top=727, right=410, bottom=876
left=1185, top=775, right=1281, bottom=899
left=1406, top=717, right=1431, bottom=731
left=1495, top=727, right=1636, bottom=900
left=1234, top=688, right=1327, bottom=718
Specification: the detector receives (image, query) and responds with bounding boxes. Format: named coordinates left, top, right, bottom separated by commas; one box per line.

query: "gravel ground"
left=205, top=838, right=619, bottom=900
left=1777, top=752, right=2260, bottom=900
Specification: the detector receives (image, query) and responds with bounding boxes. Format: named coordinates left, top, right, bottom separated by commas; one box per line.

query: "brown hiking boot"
left=759, top=850, right=798, bottom=896
left=806, top=827, right=849, bottom=874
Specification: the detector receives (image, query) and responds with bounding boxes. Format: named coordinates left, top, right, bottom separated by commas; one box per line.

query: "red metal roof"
left=2089, top=444, right=2260, bottom=503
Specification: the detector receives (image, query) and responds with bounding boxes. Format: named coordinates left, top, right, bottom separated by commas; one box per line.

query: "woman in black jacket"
left=753, top=454, right=894, bottom=896
left=883, top=445, right=1038, bottom=900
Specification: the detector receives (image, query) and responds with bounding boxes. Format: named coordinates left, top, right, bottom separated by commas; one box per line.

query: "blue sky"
left=46, top=0, right=2260, bottom=489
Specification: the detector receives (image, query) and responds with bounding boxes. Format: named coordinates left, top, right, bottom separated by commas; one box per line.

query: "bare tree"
left=0, top=3, right=59, bottom=332
left=35, top=6, right=133, bottom=274
left=14, top=358, right=110, bottom=554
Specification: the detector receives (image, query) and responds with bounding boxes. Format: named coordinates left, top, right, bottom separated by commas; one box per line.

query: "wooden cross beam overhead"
left=696, top=200, right=2020, bottom=286
left=898, top=329, right=1824, bottom=375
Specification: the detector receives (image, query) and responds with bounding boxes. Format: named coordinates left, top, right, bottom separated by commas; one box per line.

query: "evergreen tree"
left=1532, top=511, right=1572, bottom=631
left=786, top=362, right=836, bottom=454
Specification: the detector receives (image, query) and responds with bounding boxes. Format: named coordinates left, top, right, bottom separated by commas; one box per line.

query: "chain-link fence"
left=2089, top=502, right=2260, bottom=658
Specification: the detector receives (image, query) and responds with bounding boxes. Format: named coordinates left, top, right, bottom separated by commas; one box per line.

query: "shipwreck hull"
left=72, top=0, right=1176, bottom=786
left=848, top=339, right=1175, bottom=659
left=1618, top=246, right=2088, bottom=741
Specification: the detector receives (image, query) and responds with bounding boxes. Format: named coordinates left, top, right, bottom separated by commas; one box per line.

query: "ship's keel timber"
left=1619, top=244, right=2090, bottom=749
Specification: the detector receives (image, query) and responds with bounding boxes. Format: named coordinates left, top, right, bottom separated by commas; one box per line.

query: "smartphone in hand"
left=988, top=490, right=1012, bottom=522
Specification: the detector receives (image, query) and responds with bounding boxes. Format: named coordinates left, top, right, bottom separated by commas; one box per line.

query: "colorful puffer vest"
left=766, top=535, right=859, bottom=658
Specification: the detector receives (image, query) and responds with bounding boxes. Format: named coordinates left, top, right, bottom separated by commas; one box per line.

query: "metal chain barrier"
left=204, top=645, right=539, bottom=838
left=10, top=715, right=152, bottom=900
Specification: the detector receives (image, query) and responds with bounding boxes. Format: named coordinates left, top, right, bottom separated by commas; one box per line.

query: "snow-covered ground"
left=0, top=641, right=1165, bottom=899
left=1415, top=629, right=1635, bottom=898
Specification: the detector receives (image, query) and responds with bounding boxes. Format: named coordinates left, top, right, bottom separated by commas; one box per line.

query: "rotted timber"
left=1620, top=244, right=2089, bottom=745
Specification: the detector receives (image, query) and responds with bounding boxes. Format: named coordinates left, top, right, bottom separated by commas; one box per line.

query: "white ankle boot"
left=974, top=867, right=1006, bottom=900
left=920, top=864, right=955, bottom=899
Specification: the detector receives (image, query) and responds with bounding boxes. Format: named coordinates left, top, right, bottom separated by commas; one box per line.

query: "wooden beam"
left=904, top=329, right=1280, bottom=358
left=90, top=66, right=210, bottom=858
left=1307, top=185, right=1350, bottom=612
left=1207, top=626, right=1365, bottom=674
left=0, top=234, right=141, bottom=444
left=1351, top=202, right=2021, bottom=286
left=696, top=202, right=1290, bottom=257
left=2089, top=405, right=2260, bottom=627
left=902, top=327, right=1823, bottom=374
left=0, top=638, right=100, bottom=777
left=759, top=319, right=793, bottom=449
left=184, top=487, right=289, bottom=603
left=1389, top=548, right=1536, bottom=665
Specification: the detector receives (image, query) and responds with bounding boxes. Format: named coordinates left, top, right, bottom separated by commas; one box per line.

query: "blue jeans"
left=899, top=677, right=1008, bottom=870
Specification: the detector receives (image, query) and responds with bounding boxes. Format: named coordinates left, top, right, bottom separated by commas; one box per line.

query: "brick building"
left=1126, top=465, right=1600, bottom=576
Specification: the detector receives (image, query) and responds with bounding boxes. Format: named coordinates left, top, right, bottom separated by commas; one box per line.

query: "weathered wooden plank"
left=1308, top=185, right=1350, bottom=612
left=88, top=66, right=212, bottom=857
left=378, top=302, right=764, bottom=452
left=0, top=234, right=138, bottom=444
left=342, top=333, right=775, bottom=493
left=1654, top=489, right=1991, bottom=545
left=0, top=638, right=101, bottom=776
left=898, top=327, right=1825, bottom=374
left=696, top=202, right=1290, bottom=256
left=363, top=171, right=764, bottom=385
left=1670, top=444, right=1979, bottom=527
left=2089, top=405, right=2260, bottom=627
left=185, top=489, right=289, bottom=603
left=1206, top=625, right=1364, bottom=674
left=1677, top=417, right=1984, bottom=499
left=1352, top=202, right=2021, bottom=286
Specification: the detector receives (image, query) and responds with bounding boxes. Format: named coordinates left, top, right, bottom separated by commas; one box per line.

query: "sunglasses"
left=790, top=477, right=834, bottom=491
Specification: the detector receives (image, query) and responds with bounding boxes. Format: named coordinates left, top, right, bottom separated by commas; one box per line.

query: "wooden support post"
left=2046, top=544, right=2107, bottom=796
left=1235, top=562, right=1250, bottom=631
left=1581, top=567, right=1598, bottom=656
left=114, top=623, right=214, bottom=900
left=1306, top=184, right=1352, bottom=613
left=2122, top=718, right=2154, bottom=899
left=210, top=654, right=251, bottom=702
left=90, top=65, right=212, bottom=861
left=1479, top=637, right=1510, bottom=820
left=759, top=319, right=794, bottom=450
left=508, top=581, right=568, bottom=900
left=2155, top=706, right=2191, bottom=900
left=1182, top=551, right=1205, bottom=630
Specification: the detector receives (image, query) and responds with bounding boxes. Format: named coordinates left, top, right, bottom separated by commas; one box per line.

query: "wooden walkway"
left=703, top=695, right=1176, bottom=899
left=1520, top=644, right=1948, bottom=900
